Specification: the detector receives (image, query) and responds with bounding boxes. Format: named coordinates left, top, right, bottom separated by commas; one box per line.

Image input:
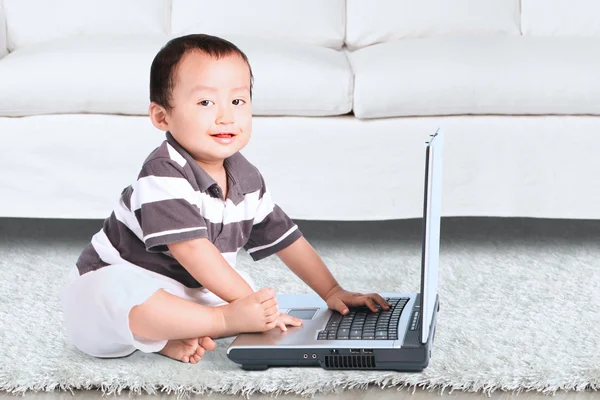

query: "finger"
left=365, top=297, right=378, bottom=312
left=277, top=319, right=288, bottom=332
left=266, top=312, right=279, bottom=323
left=265, top=320, right=278, bottom=331
left=264, top=304, right=279, bottom=317
left=371, top=293, right=391, bottom=309
left=332, top=299, right=349, bottom=315
left=278, top=314, right=303, bottom=326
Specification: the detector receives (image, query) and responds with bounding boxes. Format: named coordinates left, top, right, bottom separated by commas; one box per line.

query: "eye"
left=198, top=100, right=214, bottom=106
left=232, top=99, right=246, bottom=106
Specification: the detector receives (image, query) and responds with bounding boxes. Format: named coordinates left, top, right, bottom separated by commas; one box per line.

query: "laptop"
left=227, top=129, right=444, bottom=371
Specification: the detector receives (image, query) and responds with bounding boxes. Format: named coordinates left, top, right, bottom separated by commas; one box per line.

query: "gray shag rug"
left=0, top=217, right=599, bottom=398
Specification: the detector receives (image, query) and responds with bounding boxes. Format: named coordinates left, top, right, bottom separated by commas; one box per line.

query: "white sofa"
left=1, top=0, right=600, bottom=221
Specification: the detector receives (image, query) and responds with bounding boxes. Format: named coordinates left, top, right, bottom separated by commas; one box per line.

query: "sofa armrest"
left=0, top=0, right=6, bottom=59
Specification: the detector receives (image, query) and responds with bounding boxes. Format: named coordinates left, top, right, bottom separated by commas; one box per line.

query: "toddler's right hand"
left=275, top=313, right=303, bottom=332
left=223, top=287, right=280, bottom=333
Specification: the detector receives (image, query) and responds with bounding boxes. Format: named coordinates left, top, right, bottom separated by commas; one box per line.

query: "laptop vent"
left=324, top=355, right=376, bottom=369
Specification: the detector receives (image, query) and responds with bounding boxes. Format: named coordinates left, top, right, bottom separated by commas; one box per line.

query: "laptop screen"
left=420, top=129, right=444, bottom=344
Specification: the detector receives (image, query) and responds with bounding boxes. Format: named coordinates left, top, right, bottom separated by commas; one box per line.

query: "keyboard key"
left=323, top=299, right=410, bottom=341
left=337, top=328, right=350, bottom=336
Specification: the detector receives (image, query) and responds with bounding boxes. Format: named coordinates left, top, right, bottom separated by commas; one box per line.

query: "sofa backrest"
left=0, top=0, right=7, bottom=57
left=170, top=0, right=345, bottom=49
left=345, top=0, right=521, bottom=50
left=6, top=1, right=600, bottom=54
left=4, top=0, right=169, bottom=51
left=522, top=0, right=600, bottom=36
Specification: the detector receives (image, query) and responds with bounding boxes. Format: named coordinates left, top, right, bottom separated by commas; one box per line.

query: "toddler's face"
left=166, top=51, right=252, bottom=164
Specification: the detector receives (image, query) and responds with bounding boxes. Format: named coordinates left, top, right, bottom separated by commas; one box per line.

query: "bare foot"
left=221, top=287, right=279, bottom=334
left=159, top=336, right=216, bottom=363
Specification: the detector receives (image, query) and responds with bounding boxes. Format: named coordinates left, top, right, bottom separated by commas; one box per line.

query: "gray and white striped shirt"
left=76, top=132, right=303, bottom=288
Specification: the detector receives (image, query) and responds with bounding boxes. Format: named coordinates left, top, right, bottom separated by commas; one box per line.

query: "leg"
left=130, top=268, right=258, bottom=340
left=128, top=288, right=225, bottom=340
left=61, top=263, right=223, bottom=359
left=129, top=289, right=225, bottom=364
left=61, top=264, right=169, bottom=358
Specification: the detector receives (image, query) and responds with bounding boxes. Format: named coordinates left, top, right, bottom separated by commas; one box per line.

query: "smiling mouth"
left=211, top=133, right=236, bottom=138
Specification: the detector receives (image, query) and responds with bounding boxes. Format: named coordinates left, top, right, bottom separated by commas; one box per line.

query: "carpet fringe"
left=1, top=376, right=598, bottom=398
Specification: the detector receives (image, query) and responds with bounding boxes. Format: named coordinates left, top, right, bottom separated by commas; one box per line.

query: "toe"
left=200, top=337, right=217, bottom=351
left=181, top=354, right=190, bottom=363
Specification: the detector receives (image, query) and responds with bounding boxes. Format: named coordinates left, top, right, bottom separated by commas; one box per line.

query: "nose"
left=216, top=103, right=234, bottom=125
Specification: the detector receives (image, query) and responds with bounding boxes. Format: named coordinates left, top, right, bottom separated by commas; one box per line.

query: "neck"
left=195, top=159, right=225, bottom=177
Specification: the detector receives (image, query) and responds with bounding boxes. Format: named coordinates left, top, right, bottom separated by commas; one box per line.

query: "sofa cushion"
left=4, top=0, right=169, bottom=51
left=171, top=0, right=345, bottom=50
left=349, top=36, right=600, bottom=118
left=0, top=0, right=7, bottom=58
left=0, top=35, right=353, bottom=117
left=522, top=0, right=600, bottom=36
left=234, top=37, right=353, bottom=116
left=345, top=0, right=521, bottom=51
left=0, top=35, right=168, bottom=116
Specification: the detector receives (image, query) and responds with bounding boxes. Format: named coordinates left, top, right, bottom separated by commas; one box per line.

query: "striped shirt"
left=76, top=132, right=303, bottom=288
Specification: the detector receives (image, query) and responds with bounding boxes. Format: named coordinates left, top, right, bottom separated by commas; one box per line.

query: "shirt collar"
left=165, top=132, right=261, bottom=202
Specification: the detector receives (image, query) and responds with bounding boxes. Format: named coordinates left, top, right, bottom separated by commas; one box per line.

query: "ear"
left=149, top=102, right=170, bottom=131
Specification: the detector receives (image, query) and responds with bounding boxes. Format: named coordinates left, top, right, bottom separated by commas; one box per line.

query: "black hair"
left=150, top=34, right=254, bottom=111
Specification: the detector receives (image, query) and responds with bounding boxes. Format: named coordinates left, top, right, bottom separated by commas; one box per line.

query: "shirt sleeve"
left=243, top=174, right=303, bottom=261
left=131, top=158, right=208, bottom=253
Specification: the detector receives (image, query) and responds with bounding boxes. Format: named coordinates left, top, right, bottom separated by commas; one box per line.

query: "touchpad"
left=287, top=308, right=319, bottom=320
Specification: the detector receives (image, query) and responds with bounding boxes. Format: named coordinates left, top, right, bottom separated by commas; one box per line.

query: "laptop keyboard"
left=317, top=297, right=409, bottom=341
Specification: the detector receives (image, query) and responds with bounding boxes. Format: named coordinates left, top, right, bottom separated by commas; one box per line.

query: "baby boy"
left=61, top=34, right=390, bottom=364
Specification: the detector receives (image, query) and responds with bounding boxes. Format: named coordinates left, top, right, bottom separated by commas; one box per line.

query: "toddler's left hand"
left=325, top=286, right=391, bottom=315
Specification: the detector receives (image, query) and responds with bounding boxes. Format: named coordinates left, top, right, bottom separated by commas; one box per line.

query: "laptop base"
left=229, top=299, right=439, bottom=372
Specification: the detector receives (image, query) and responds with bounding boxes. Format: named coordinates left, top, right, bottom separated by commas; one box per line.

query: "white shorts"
left=60, top=263, right=256, bottom=359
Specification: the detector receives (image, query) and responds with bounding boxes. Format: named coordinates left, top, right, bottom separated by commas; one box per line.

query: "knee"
left=60, top=266, right=138, bottom=358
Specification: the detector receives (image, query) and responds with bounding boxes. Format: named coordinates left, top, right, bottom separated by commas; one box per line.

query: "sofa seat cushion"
left=0, top=35, right=353, bottom=117
left=349, top=36, right=600, bottom=118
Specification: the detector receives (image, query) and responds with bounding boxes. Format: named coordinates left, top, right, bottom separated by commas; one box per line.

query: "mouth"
left=210, top=132, right=236, bottom=138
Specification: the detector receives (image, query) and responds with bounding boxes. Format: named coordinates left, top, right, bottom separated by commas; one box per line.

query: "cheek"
left=238, top=110, right=252, bottom=133
left=179, top=108, right=213, bottom=131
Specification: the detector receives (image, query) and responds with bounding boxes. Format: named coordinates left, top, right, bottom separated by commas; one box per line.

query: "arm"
left=168, top=238, right=254, bottom=303
left=277, top=236, right=390, bottom=314
left=276, top=236, right=341, bottom=300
